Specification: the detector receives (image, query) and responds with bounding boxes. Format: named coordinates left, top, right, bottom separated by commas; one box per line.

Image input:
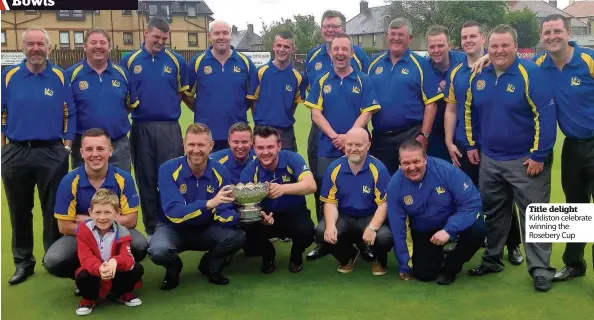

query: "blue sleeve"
left=301, top=70, right=309, bottom=97
left=442, top=166, right=483, bottom=235
left=247, top=65, right=261, bottom=100
left=212, top=168, right=240, bottom=227
left=120, top=53, right=130, bottom=70
left=187, top=54, right=198, bottom=97
left=373, top=162, right=390, bottom=205
left=246, top=58, right=258, bottom=99
left=288, top=152, right=312, bottom=181
left=1, top=68, right=7, bottom=134
left=239, top=162, right=257, bottom=183
left=386, top=174, right=410, bottom=274
left=527, top=67, right=557, bottom=162
left=121, top=173, right=140, bottom=215
left=126, top=68, right=139, bottom=109
left=54, top=175, right=76, bottom=220
left=420, top=59, right=444, bottom=105
left=304, top=74, right=323, bottom=110
left=319, top=162, right=337, bottom=204
left=462, top=73, right=479, bottom=150
left=178, top=53, right=190, bottom=92
left=354, top=46, right=370, bottom=73
left=63, top=75, right=76, bottom=141
left=444, top=67, right=456, bottom=104
left=360, top=74, right=381, bottom=113
left=158, top=163, right=210, bottom=225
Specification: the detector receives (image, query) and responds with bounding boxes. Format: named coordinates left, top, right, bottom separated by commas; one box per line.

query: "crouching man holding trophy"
left=238, top=126, right=316, bottom=274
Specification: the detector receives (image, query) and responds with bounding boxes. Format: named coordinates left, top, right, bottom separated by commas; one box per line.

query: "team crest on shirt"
left=79, top=80, right=89, bottom=90
left=401, top=68, right=409, bottom=75
left=362, top=186, right=371, bottom=194
left=286, top=85, right=293, bottom=92
left=436, top=186, right=446, bottom=194
left=506, top=84, right=515, bottom=93
left=352, top=86, right=360, bottom=94
left=207, top=185, right=215, bottom=193
left=571, top=77, right=581, bottom=86
left=133, top=65, right=142, bottom=74
left=323, top=84, right=332, bottom=94
left=315, top=62, right=322, bottom=70
left=476, top=80, right=486, bottom=90
left=404, top=195, right=413, bottom=205
left=204, top=66, right=212, bottom=75
left=233, top=66, right=241, bottom=73
left=163, top=65, right=172, bottom=74
left=44, top=88, right=54, bottom=96
left=375, top=66, right=383, bottom=75
left=179, top=184, right=187, bottom=194
left=282, top=175, right=291, bottom=182
left=112, top=80, right=120, bottom=88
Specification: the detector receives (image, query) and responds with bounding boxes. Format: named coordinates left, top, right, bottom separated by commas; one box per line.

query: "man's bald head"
left=345, top=127, right=369, bottom=142
left=209, top=20, right=232, bottom=53
left=344, top=128, right=371, bottom=165
left=209, top=20, right=231, bottom=33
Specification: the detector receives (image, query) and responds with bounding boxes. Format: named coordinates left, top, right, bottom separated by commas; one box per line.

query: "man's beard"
left=347, top=154, right=363, bottom=164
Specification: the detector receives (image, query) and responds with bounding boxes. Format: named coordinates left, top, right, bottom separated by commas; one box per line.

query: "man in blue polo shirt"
left=316, top=127, right=393, bottom=275
left=247, top=31, right=305, bottom=152
left=184, top=20, right=257, bottom=152
left=368, top=18, right=443, bottom=175
left=1, top=27, right=75, bottom=285
left=120, top=17, right=189, bottom=237
left=149, top=123, right=245, bottom=291
left=43, top=128, right=147, bottom=284
left=239, top=126, right=316, bottom=273
left=67, top=28, right=138, bottom=172
left=463, top=24, right=557, bottom=292
left=387, top=140, right=485, bottom=285
left=210, top=122, right=256, bottom=184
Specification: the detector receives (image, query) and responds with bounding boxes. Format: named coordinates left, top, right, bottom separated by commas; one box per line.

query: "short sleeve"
left=420, top=59, right=444, bottom=105
left=121, top=174, right=140, bottom=215
left=304, top=74, right=324, bottom=110
left=319, top=162, right=339, bottom=204
left=287, top=152, right=312, bottom=181
left=178, top=54, right=190, bottom=92
left=360, top=74, right=381, bottom=113
left=54, top=175, right=77, bottom=221
left=187, top=54, right=199, bottom=96
left=373, top=162, right=390, bottom=205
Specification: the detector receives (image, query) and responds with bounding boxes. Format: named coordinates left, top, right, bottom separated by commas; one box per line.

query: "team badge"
left=476, top=80, right=486, bottom=90
left=112, top=80, right=120, bottom=88
left=179, top=184, right=187, bottom=194
left=323, top=84, right=332, bottom=94
left=506, top=84, right=515, bottom=93
left=207, top=185, right=215, bottom=193
left=133, top=65, right=142, bottom=74
left=44, top=88, right=54, bottom=96
left=204, top=66, right=212, bottom=75
left=315, top=62, right=322, bottom=70
left=401, top=68, right=409, bottom=75
left=571, top=77, right=580, bottom=86
left=375, top=66, right=383, bottom=75
left=404, top=195, right=413, bottom=206
left=362, top=186, right=371, bottom=194
left=233, top=66, right=241, bottom=73
left=436, top=186, right=446, bottom=194
left=79, top=80, right=89, bottom=90
left=352, top=86, right=360, bottom=94
left=163, top=65, right=172, bottom=74
left=282, top=175, right=291, bottom=183
left=286, top=85, right=293, bottom=92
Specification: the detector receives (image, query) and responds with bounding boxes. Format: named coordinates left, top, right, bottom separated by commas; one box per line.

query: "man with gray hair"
left=1, top=27, right=75, bottom=285
left=368, top=18, right=443, bottom=176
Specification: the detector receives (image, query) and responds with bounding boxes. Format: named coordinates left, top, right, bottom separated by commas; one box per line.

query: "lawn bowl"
left=231, top=182, right=270, bottom=224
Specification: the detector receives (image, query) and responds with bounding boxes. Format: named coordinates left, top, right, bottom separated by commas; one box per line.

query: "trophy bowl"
left=231, top=182, right=270, bottom=224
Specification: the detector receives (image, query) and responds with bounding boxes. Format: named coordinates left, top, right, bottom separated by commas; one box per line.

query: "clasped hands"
left=98, top=258, right=118, bottom=281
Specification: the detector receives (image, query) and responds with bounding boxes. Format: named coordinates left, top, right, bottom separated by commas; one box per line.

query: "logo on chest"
left=44, top=88, right=54, bottom=96
left=506, top=84, right=515, bottom=93
left=571, top=77, right=581, bottom=86
left=282, top=175, right=291, bottom=183
left=476, top=80, right=486, bottom=90
left=362, top=185, right=371, bottom=194
left=179, top=184, right=187, bottom=194
left=78, top=80, right=89, bottom=91
left=401, top=68, right=409, bottom=75
left=375, top=66, right=383, bottom=75
left=163, top=65, right=172, bottom=74
left=436, top=186, right=446, bottom=195
left=207, top=185, right=215, bottom=193
left=112, top=80, right=120, bottom=88
left=323, top=84, right=332, bottom=94
left=352, top=86, right=360, bottom=94
left=315, top=62, right=322, bottom=70
left=204, top=65, right=213, bottom=75
left=133, top=65, right=142, bottom=74
left=286, top=85, right=293, bottom=92
left=404, top=195, right=413, bottom=205
left=233, top=66, right=241, bottom=73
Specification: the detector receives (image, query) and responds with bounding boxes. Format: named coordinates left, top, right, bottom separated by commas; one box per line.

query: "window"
left=148, top=5, right=158, bottom=16
left=1, top=31, right=6, bottom=45
left=148, top=4, right=171, bottom=21
left=160, top=4, right=171, bottom=19
left=188, top=33, right=198, bottom=47
left=74, top=31, right=84, bottom=48
left=57, top=10, right=85, bottom=21
left=59, top=31, right=70, bottom=48
left=187, top=4, right=197, bottom=17
left=123, top=32, right=133, bottom=45
left=122, top=10, right=132, bottom=16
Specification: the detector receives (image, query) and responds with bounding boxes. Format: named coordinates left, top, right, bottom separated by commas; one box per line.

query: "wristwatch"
left=419, top=131, right=430, bottom=138
left=367, top=225, right=379, bottom=232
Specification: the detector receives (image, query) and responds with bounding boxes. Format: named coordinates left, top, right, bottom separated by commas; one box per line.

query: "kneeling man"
left=239, top=126, right=316, bottom=273
left=148, top=123, right=245, bottom=290
left=316, top=127, right=393, bottom=275
left=387, top=140, right=485, bottom=285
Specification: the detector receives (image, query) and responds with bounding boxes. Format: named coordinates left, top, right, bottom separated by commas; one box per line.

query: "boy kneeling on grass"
left=75, top=188, right=143, bottom=316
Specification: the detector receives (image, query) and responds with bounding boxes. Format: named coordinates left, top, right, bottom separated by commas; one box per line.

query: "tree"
left=260, top=15, right=321, bottom=52
left=504, top=8, right=540, bottom=48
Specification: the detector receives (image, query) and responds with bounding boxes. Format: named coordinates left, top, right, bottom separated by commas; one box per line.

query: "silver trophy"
left=231, top=182, right=270, bottom=224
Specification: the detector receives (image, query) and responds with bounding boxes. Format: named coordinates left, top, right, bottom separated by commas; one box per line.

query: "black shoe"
left=553, top=266, right=586, bottom=282
left=443, top=242, right=457, bottom=254
left=507, top=246, right=524, bottom=265
left=260, top=259, right=276, bottom=274
left=74, top=287, right=81, bottom=297
left=534, top=276, right=552, bottom=292
left=289, top=260, right=304, bottom=273
left=208, top=273, right=229, bottom=285
left=160, top=270, right=180, bottom=290
left=8, top=266, right=34, bottom=285
left=306, top=244, right=329, bottom=261
left=467, top=264, right=498, bottom=276
left=436, top=274, right=456, bottom=285
left=358, top=243, right=374, bottom=262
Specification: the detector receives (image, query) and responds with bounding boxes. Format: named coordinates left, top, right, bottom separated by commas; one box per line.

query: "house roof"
left=346, top=5, right=391, bottom=35
left=563, top=0, right=594, bottom=18
left=138, top=0, right=213, bottom=15
left=231, top=30, right=263, bottom=50
left=509, top=0, right=587, bottom=28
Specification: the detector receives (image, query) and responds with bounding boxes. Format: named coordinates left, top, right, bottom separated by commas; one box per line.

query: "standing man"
left=67, top=28, right=138, bottom=172
left=239, top=126, right=317, bottom=273
left=534, top=14, right=594, bottom=282
left=316, top=128, right=393, bottom=275
left=303, top=10, right=370, bottom=260
left=185, top=20, right=257, bottom=152
left=1, top=27, right=75, bottom=285
left=120, top=17, right=189, bottom=238
left=464, top=25, right=557, bottom=292
left=367, top=18, right=443, bottom=175
left=210, top=122, right=256, bottom=184
left=443, top=21, right=523, bottom=264
left=149, top=123, right=245, bottom=290
left=247, top=31, right=306, bottom=152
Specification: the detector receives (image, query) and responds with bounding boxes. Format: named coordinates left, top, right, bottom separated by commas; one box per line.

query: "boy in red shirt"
left=75, top=188, right=143, bottom=316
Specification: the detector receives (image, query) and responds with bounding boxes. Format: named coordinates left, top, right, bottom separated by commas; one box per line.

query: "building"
left=0, top=1, right=213, bottom=51
left=563, top=0, right=594, bottom=31
left=509, top=0, right=588, bottom=34
left=231, top=24, right=263, bottom=51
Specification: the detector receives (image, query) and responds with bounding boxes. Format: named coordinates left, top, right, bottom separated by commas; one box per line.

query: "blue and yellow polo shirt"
left=210, top=148, right=257, bottom=184
left=304, top=43, right=370, bottom=87
left=158, top=156, right=238, bottom=227
left=54, top=164, right=139, bottom=221
left=1, top=59, right=76, bottom=141
left=304, top=69, right=380, bottom=158
left=247, top=61, right=306, bottom=128
left=368, top=49, right=443, bottom=132
left=239, top=150, right=312, bottom=213
left=186, top=47, right=257, bottom=141
left=66, top=59, right=138, bottom=139
left=320, top=155, right=390, bottom=217
left=464, top=57, right=557, bottom=162
left=533, top=41, right=594, bottom=140
left=120, top=45, right=189, bottom=122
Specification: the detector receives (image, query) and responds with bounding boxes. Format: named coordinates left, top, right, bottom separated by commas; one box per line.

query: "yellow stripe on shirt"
left=518, top=64, right=540, bottom=153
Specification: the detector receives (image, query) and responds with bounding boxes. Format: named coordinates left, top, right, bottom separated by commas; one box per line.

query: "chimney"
left=360, top=0, right=369, bottom=13
left=248, top=24, right=254, bottom=34
left=549, top=0, right=557, bottom=8
left=232, top=25, right=237, bottom=34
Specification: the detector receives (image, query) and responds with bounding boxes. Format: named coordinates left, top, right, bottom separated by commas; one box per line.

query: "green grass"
left=2, top=106, right=593, bottom=320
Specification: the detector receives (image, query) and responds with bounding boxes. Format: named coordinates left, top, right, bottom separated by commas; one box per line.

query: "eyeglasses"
left=322, top=24, right=342, bottom=30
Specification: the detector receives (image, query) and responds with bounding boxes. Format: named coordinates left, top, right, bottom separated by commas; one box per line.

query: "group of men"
left=1, top=8, right=592, bottom=296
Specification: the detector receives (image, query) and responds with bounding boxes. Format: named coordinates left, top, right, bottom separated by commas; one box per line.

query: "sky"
left=206, top=0, right=576, bottom=35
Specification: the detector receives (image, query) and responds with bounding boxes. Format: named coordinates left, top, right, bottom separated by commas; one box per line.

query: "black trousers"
left=242, top=206, right=314, bottom=263
left=75, top=264, right=144, bottom=300
left=315, top=214, right=393, bottom=266
left=307, top=123, right=321, bottom=223
left=370, top=125, right=421, bottom=175
left=560, top=137, right=594, bottom=270
left=130, top=121, right=184, bottom=235
left=1, top=141, right=69, bottom=268
left=412, top=224, right=485, bottom=281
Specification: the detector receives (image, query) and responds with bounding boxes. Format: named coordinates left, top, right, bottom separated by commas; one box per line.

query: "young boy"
left=75, top=188, right=143, bottom=316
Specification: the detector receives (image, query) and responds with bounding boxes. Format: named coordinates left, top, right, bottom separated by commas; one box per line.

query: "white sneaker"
left=76, top=299, right=95, bottom=316
left=118, top=293, right=142, bottom=307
